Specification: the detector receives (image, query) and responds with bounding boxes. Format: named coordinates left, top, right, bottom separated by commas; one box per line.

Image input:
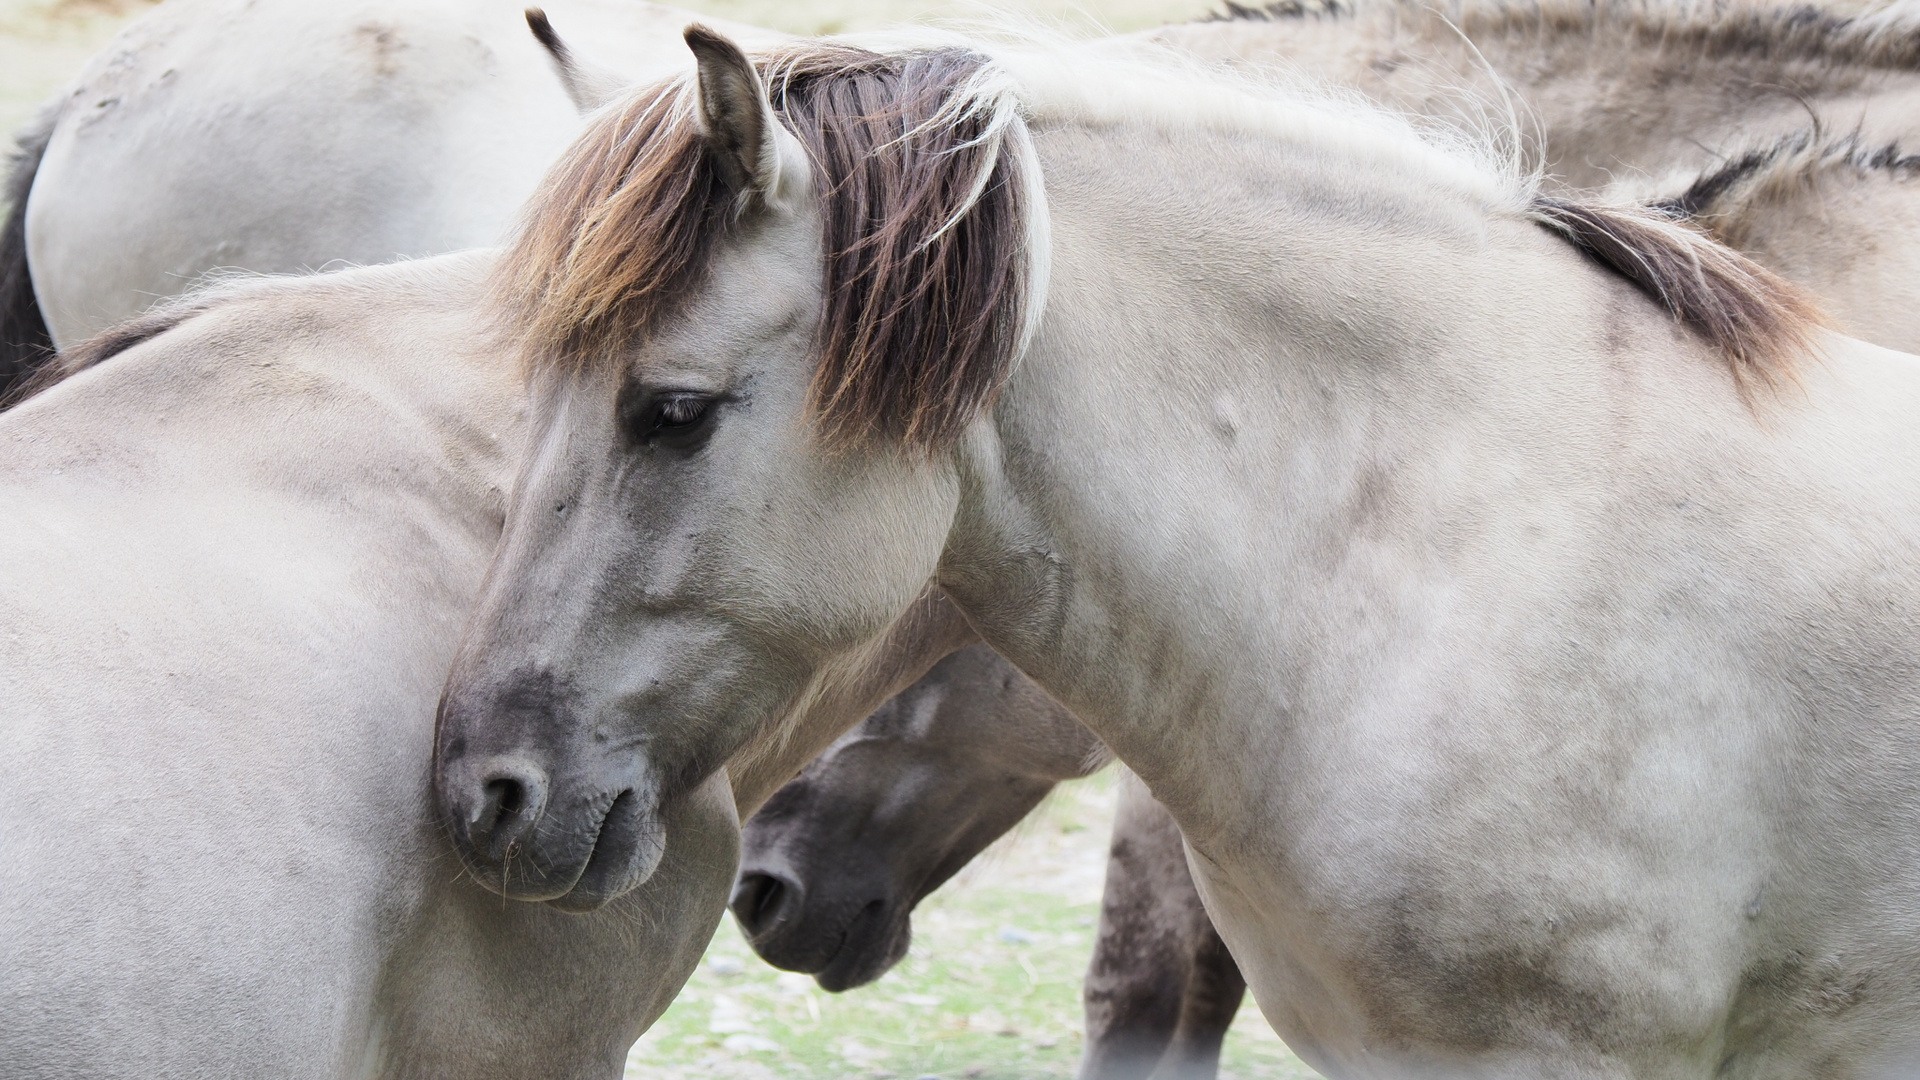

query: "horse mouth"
left=814, top=899, right=910, bottom=992
left=548, top=789, right=664, bottom=912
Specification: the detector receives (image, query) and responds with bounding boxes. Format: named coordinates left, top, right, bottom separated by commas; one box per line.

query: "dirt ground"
left=0, top=0, right=1323, bottom=1076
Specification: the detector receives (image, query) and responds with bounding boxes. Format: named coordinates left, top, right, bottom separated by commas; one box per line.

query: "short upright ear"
left=526, top=8, right=630, bottom=114
left=684, top=25, right=783, bottom=197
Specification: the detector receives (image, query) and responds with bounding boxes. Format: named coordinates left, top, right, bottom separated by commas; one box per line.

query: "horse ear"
left=684, top=24, right=787, bottom=198
left=526, top=8, right=629, bottom=115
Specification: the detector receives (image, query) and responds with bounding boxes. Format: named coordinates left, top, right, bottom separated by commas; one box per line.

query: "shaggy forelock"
left=493, top=41, right=1037, bottom=452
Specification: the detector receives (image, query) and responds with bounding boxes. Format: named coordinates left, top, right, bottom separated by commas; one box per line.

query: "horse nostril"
left=731, top=871, right=802, bottom=938
left=469, top=762, right=549, bottom=863
left=486, top=776, right=526, bottom=816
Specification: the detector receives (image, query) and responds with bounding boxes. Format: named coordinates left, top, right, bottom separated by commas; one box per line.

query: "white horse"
left=0, top=251, right=978, bottom=1076
left=436, top=27, right=1920, bottom=1078
left=0, top=0, right=778, bottom=385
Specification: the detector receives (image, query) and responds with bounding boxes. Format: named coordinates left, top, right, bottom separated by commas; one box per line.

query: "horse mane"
left=494, top=41, right=1037, bottom=452
left=1529, top=195, right=1824, bottom=387
left=502, top=29, right=1819, bottom=440
left=1212, top=0, right=1920, bottom=73
left=2, top=294, right=226, bottom=407
left=1653, top=128, right=1920, bottom=252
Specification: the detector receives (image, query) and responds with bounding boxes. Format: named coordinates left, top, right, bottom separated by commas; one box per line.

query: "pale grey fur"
left=21, top=0, right=779, bottom=350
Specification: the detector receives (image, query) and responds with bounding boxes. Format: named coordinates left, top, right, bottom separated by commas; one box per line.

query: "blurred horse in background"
left=0, top=0, right=778, bottom=393
left=736, top=646, right=1247, bottom=1080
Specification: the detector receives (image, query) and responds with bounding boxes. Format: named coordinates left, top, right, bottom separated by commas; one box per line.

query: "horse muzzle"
left=434, top=687, right=667, bottom=910
left=729, top=865, right=913, bottom=990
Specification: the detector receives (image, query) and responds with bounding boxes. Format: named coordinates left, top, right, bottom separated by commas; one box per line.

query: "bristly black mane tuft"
left=1657, top=128, right=1920, bottom=225
left=1208, top=0, right=1351, bottom=21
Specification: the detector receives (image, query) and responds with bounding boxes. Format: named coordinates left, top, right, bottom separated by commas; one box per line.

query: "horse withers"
left=1153, top=0, right=1920, bottom=353
left=436, top=25, right=1920, bottom=1078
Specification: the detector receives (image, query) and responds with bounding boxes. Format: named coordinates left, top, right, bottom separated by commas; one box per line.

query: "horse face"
left=732, top=645, right=1106, bottom=989
left=434, top=195, right=960, bottom=913
left=433, top=27, right=1035, bottom=910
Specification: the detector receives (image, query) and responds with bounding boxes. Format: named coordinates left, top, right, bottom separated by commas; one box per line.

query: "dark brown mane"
left=1529, top=195, right=1825, bottom=387
left=494, top=42, right=1034, bottom=451
left=1212, top=0, right=1920, bottom=73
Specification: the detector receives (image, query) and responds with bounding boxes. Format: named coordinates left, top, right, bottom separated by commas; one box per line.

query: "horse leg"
left=1078, top=770, right=1202, bottom=1080
left=1157, top=916, right=1247, bottom=1080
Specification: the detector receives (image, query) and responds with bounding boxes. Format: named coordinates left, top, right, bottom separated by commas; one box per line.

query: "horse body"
left=17, top=0, right=777, bottom=352
left=1152, top=1, right=1920, bottom=350
left=0, top=255, right=749, bottom=1078
left=436, top=33, right=1920, bottom=1077
left=731, top=7, right=1920, bottom=1075
left=991, top=118, right=1920, bottom=1076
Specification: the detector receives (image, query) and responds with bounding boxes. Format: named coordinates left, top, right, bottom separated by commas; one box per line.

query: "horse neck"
left=939, top=116, right=1752, bottom=831
left=725, top=590, right=980, bottom=818
left=1160, top=10, right=1920, bottom=190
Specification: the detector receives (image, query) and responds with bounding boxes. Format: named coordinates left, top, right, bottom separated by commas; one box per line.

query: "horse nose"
left=731, top=870, right=804, bottom=939
left=463, top=759, right=550, bottom=864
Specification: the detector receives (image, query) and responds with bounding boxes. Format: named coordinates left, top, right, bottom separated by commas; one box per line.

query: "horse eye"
left=654, top=395, right=707, bottom=429
left=627, top=392, right=717, bottom=449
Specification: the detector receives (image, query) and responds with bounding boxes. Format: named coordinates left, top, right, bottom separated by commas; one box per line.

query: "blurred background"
left=0, top=1, right=1318, bottom=1077
left=0, top=0, right=1224, bottom=134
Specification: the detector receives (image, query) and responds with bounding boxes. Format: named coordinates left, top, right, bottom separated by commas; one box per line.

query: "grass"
left=626, top=772, right=1323, bottom=1080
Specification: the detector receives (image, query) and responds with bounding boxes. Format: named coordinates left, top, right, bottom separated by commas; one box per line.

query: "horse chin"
left=813, top=907, right=914, bottom=992
left=546, top=790, right=668, bottom=913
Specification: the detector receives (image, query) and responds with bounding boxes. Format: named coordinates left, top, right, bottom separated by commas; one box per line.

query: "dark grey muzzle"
left=434, top=677, right=666, bottom=911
